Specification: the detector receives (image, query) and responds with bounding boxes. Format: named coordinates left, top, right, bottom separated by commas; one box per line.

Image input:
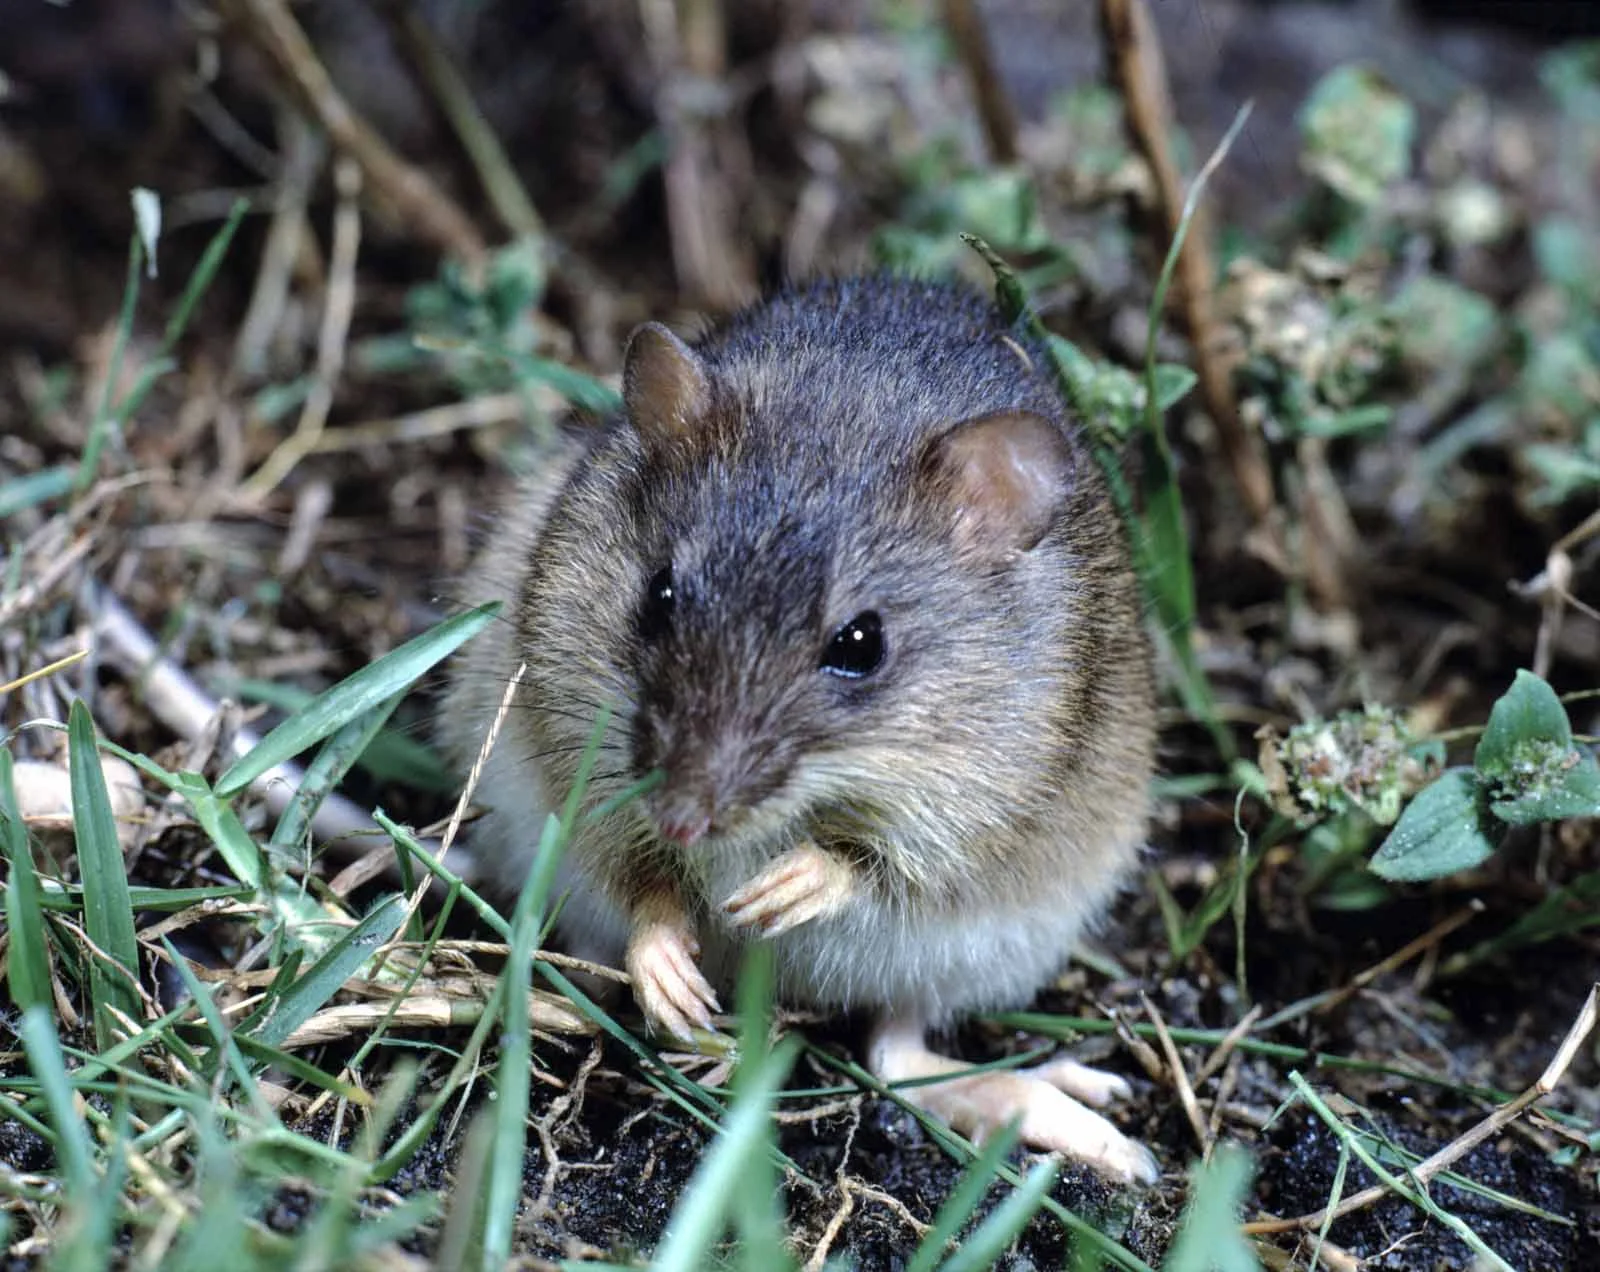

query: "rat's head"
left=598, top=315, right=1094, bottom=862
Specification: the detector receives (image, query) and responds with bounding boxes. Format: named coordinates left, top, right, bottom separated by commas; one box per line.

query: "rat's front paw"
left=624, top=918, right=721, bottom=1041
left=721, top=841, right=855, bottom=937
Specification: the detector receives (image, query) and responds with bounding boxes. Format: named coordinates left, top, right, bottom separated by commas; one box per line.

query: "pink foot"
left=624, top=916, right=720, bottom=1041
left=868, top=1015, right=1158, bottom=1186
left=721, top=841, right=855, bottom=937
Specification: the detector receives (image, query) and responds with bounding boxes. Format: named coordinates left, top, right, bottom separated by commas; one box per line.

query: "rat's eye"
left=821, top=611, right=885, bottom=678
left=639, top=565, right=676, bottom=641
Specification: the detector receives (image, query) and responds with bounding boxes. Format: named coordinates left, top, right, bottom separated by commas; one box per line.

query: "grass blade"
left=938, top=1157, right=1058, bottom=1272
left=647, top=1035, right=800, bottom=1272
left=1, top=751, right=52, bottom=1012
left=215, top=602, right=499, bottom=797
left=18, top=1006, right=95, bottom=1194
left=69, top=699, right=141, bottom=1048
left=271, top=689, right=407, bottom=852
left=480, top=815, right=565, bottom=1265
left=1160, top=1143, right=1258, bottom=1272
left=75, top=231, right=142, bottom=493
left=0, top=465, right=76, bottom=518
left=158, top=197, right=249, bottom=356
left=906, top=1120, right=1023, bottom=1272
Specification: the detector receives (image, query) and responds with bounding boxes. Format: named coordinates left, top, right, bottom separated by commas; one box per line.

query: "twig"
left=219, top=0, right=486, bottom=268
left=1194, top=1003, right=1261, bottom=1087
left=238, top=156, right=361, bottom=500
left=370, top=0, right=543, bottom=241
left=89, top=585, right=372, bottom=849
left=1098, top=0, right=1299, bottom=586
left=1513, top=506, right=1600, bottom=681
left=941, top=0, right=1017, bottom=164
left=233, top=105, right=325, bottom=378
left=1140, top=992, right=1210, bottom=1159
left=306, top=391, right=531, bottom=453
left=638, top=0, right=755, bottom=309
left=1243, top=982, right=1598, bottom=1239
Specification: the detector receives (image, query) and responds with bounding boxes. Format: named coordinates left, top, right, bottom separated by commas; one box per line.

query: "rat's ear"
left=919, top=411, right=1074, bottom=555
left=623, top=322, right=710, bottom=445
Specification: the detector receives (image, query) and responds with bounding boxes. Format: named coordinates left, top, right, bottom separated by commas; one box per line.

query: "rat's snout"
left=639, top=718, right=780, bottom=847
left=653, top=794, right=713, bottom=846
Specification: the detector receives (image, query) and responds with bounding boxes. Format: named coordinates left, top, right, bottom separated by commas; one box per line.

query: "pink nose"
left=657, top=806, right=711, bottom=846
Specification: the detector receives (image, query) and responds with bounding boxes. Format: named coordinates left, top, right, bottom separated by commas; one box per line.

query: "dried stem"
left=1099, top=0, right=1344, bottom=606
left=220, top=0, right=486, bottom=268
left=941, top=0, right=1018, bottom=164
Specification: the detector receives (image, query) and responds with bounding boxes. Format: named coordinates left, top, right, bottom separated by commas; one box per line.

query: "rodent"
left=443, top=274, right=1159, bottom=1183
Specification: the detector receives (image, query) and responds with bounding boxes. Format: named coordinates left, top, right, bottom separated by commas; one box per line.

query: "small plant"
left=1371, top=670, right=1600, bottom=881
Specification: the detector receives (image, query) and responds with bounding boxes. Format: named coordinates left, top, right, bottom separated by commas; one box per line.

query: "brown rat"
left=443, top=274, right=1158, bottom=1183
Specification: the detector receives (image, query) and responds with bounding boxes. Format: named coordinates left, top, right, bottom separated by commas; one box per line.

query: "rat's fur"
left=443, top=275, right=1154, bottom=1026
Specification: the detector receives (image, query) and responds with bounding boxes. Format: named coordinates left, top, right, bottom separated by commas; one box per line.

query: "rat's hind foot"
left=721, top=841, right=855, bottom=937
left=868, top=1016, right=1158, bottom=1186
left=1027, top=1055, right=1134, bottom=1107
left=624, top=916, right=721, bottom=1041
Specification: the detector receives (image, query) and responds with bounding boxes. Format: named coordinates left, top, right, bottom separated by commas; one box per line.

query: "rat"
left=442, top=274, right=1159, bottom=1184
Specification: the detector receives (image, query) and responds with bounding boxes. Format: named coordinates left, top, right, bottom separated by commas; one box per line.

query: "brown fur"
left=442, top=275, right=1155, bottom=1025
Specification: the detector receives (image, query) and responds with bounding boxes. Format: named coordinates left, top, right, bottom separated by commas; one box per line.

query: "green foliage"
left=215, top=601, right=498, bottom=797
left=1371, top=671, right=1600, bottom=881
left=1160, top=1146, right=1259, bottom=1272
left=1367, top=767, right=1502, bottom=883
left=388, top=237, right=620, bottom=413
left=69, top=700, right=142, bottom=1050
left=1297, top=66, right=1416, bottom=209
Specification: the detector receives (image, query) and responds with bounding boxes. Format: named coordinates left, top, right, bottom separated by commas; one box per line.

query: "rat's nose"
left=655, top=797, right=713, bottom=846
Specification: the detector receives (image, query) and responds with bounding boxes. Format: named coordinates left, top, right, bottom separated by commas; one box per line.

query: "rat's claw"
left=625, top=920, right=721, bottom=1040
left=721, top=841, right=855, bottom=937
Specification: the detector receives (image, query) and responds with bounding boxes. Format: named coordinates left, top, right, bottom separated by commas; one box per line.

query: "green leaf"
left=177, top=772, right=266, bottom=890
left=215, top=603, right=498, bottom=797
left=1150, top=363, right=1198, bottom=413
left=906, top=1121, right=1022, bottom=1272
left=1, top=752, right=52, bottom=1013
left=0, top=465, right=76, bottom=519
left=19, top=1007, right=95, bottom=1194
left=940, top=1158, right=1058, bottom=1272
left=1474, top=669, right=1573, bottom=770
left=1298, top=65, right=1416, bottom=206
left=1472, top=670, right=1600, bottom=824
left=1490, top=750, right=1600, bottom=825
left=70, top=700, right=142, bottom=1047
left=1371, top=767, right=1501, bottom=882
left=36, top=882, right=251, bottom=913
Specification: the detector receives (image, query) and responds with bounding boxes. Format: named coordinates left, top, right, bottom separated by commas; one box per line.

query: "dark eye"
left=821, top=611, right=885, bottom=678
left=639, top=565, right=675, bottom=641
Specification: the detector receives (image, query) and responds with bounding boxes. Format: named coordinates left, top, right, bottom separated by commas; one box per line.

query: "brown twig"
left=369, top=0, right=544, bottom=242
left=638, top=0, right=756, bottom=309
left=941, top=0, right=1018, bottom=164
left=238, top=156, right=362, bottom=500
left=1254, top=901, right=1485, bottom=1033
left=1099, top=0, right=1313, bottom=589
left=1140, top=992, right=1210, bottom=1159
left=219, top=0, right=486, bottom=268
